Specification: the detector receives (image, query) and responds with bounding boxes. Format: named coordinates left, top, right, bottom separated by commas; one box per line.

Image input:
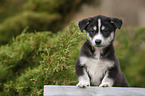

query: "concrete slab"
left=44, top=85, right=145, bottom=96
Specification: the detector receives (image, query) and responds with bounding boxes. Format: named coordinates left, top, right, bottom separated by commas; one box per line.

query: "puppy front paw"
left=76, top=81, right=90, bottom=88
left=99, top=83, right=110, bottom=87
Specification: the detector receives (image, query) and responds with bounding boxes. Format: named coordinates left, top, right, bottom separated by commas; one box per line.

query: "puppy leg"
left=99, top=71, right=114, bottom=87
left=75, top=57, right=90, bottom=88
left=76, top=68, right=90, bottom=88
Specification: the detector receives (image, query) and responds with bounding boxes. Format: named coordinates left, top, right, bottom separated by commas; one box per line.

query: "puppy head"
left=78, top=15, right=122, bottom=48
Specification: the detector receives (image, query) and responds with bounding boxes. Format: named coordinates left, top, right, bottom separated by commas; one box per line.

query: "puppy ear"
left=110, top=18, right=123, bottom=29
left=78, top=18, right=92, bottom=32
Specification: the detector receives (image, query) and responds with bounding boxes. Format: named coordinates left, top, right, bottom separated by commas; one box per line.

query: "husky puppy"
left=75, top=15, right=128, bottom=87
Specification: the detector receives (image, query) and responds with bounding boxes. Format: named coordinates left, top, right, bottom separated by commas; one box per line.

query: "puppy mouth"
left=94, top=45, right=104, bottom=48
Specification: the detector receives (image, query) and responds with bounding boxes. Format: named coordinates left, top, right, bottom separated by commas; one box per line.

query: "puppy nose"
left=95, top=39, right=102, bottom=45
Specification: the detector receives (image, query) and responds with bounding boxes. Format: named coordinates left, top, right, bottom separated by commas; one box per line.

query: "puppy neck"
left=93, top=44, right=114, bottom=59
left=94, top=47, right=102, bottom=59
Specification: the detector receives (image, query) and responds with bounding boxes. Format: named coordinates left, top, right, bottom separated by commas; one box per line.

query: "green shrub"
left=0, top=11, right=61, bottom=45
left=2, top=22, right=85, bottom=96
left=0, top=30, right=53, bottom=92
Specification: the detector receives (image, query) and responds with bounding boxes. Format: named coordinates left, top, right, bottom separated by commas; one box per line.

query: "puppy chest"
left=84, top=58, right=114, bottom=85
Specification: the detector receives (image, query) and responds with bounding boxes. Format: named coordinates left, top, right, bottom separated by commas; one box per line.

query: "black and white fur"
left=75, top=15, right=128, bottom=87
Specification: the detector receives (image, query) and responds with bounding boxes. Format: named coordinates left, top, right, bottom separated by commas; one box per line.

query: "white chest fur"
left=80, top=56, right=114, bottom=85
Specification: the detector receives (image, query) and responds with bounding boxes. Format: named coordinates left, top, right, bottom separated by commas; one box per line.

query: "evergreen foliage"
left=0, top=30, right=53, bottom=91
left=1, top=22, right=85, bottom=96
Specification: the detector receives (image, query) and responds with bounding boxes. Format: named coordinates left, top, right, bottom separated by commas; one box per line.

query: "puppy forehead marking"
left=98, top=19, right=101, bottom=33
left=102, top=26, right=105, bottom=30
left=93, top=26, right=97, bottom=31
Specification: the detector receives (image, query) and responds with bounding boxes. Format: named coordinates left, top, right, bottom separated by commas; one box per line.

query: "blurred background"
left=73, top=0, right=145, bottom=27
left=0, top=0, right=145, bottom=95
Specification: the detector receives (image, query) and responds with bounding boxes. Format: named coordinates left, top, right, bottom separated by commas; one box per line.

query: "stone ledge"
left=44, top=85, right=145, bottom=96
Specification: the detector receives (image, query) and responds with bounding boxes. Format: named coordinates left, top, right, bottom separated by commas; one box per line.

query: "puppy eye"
left=91, top=31, right=96, bottom=33
left=103, top=29, right=109, bottom=33
left=104, top=30, right=108, bottom=32
left=90, top=30, right=95, bottom=33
